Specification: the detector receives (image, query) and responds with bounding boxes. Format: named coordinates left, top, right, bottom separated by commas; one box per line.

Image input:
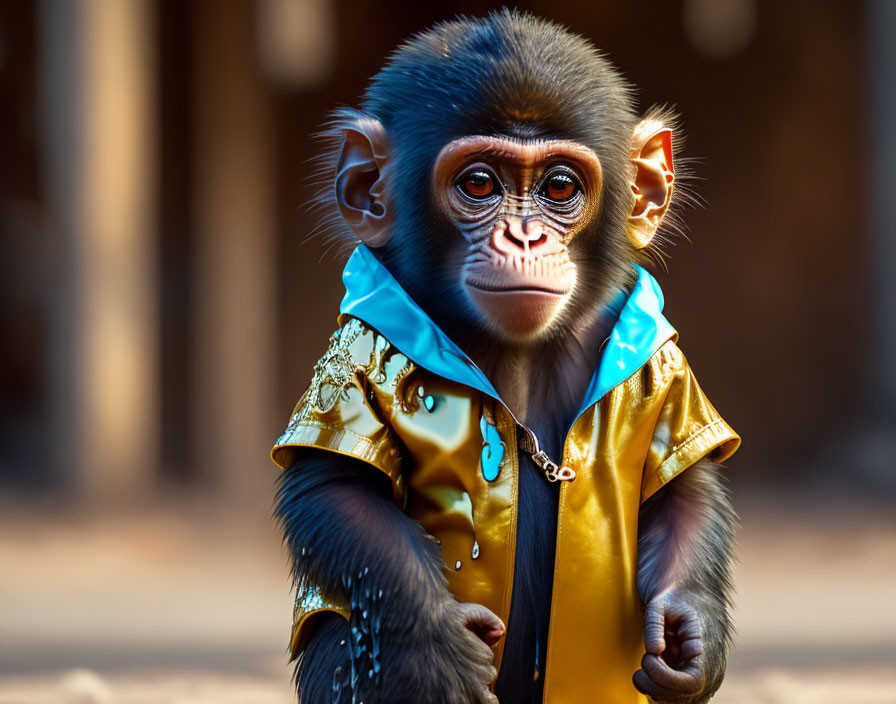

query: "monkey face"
left=432, top=136, right=604, bottom=341
left=326, top=10, right=679, bottom=350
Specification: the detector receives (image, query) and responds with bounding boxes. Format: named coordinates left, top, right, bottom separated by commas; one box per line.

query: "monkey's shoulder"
left=272, top=316, right=412, bottom=485
left=620, top=338, right=688, bottom=397
left=646, top=339, right=687, bottom=380
left=297, top=316, right=416, bottom=415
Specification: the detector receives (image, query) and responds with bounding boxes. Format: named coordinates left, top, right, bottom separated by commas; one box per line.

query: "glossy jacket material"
left=272, top=246, right=740, bottom=703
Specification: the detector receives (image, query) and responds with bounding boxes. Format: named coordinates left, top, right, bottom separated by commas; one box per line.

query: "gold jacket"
left=272, top=245, right=740, bottom=703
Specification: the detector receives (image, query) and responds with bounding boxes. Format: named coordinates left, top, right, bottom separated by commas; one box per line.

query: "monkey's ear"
left=627, top=123, right=675, bottom=250
left=335, top=117, right=392, bottom=247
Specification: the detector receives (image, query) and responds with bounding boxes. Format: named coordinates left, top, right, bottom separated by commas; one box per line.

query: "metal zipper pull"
left=531, top=450, right=576, bottom=482
left=518, top=426, right=576, bottom=483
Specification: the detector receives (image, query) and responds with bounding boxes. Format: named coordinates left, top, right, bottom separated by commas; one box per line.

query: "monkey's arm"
left=276, top=448, right=502, bottom=704
left=633, top=458, right=736, bottom=703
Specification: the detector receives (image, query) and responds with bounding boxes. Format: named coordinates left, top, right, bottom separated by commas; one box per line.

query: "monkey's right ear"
left=335, top=116, right=392, bottom=247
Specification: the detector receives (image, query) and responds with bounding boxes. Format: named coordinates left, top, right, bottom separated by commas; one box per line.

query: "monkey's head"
left=322, top=11, right=679, bottom=344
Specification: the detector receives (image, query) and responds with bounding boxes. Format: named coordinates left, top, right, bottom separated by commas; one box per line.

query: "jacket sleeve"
left=641, top=342, right=740, bottom=503
left=272, top=318, right=415, bottom=657
left=271, top=316, right=410, bottom=506
left=288, top=586, right=351, bottom=658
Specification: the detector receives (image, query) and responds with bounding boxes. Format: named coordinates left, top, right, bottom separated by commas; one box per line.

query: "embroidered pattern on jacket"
left=305, top=319, right=366, bottom=414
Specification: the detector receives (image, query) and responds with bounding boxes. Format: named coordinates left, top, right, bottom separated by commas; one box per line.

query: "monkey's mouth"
left=463, top=249, right=575, bottom=296
left=463, top=273, right=574, bottom=340
left=465, top=279, right=570, bottom=296
left=461, top=250, right=576, bottom=338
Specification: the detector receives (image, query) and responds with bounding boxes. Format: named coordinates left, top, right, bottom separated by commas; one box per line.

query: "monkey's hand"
left=633, top=589, right=717, bottom=703
left=456, top=601, right=507, bottom=650
left=279, top=452, right=504, bottom=703
left=369, top=599, right=503, bottom=704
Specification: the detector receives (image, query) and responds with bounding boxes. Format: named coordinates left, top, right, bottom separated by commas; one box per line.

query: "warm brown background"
left=1, top=1, right=894, bottom=702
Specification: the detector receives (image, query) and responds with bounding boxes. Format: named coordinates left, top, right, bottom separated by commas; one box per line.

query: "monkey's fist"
left=633, top=589, right=724, bottom=703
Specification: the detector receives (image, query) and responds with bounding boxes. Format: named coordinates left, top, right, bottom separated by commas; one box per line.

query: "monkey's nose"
left=492, top=218, right=557, bottom=255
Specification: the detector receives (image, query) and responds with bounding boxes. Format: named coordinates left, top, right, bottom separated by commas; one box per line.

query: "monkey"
left=272, top=11, right=740, bottom=704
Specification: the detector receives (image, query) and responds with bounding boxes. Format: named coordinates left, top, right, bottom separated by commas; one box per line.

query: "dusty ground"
left=1, top=492, right=894, bottom=704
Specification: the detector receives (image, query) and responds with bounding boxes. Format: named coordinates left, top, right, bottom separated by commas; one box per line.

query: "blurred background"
left=1, top=0, right=894, bottom=702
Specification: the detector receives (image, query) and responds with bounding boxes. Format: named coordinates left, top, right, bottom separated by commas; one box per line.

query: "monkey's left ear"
left=627, top=123, right=675, bottom=250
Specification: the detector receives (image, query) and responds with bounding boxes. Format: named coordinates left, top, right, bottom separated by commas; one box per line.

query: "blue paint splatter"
left=479, top=416, right=504, bottom=481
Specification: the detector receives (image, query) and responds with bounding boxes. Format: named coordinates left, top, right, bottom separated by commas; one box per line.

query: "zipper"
left=515, top=422, right=577, bottom=483
left=540, top=428, right=578, bottom=702
left=492, top=398, right=588, bottom=698
left=482, top=394, right=577, bottom=484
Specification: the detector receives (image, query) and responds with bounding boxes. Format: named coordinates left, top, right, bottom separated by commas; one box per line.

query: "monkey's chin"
left=466, top=285, right=569, bottom=341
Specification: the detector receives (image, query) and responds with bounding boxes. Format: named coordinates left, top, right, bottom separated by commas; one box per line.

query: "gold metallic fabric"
left=272, top=318, right=739, bottom=703
left=289, top=586, right=350, bottom=656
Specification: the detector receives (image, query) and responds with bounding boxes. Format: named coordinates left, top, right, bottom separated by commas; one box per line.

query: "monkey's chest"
left=390, top=372, right=652, bottom=702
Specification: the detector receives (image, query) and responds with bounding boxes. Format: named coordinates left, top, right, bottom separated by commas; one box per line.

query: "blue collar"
left=338, top=244, right=677, bottom=418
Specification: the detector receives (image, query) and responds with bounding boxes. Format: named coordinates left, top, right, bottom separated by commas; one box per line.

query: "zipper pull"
left=519, top=426, right=576, bottom=483
left=531, top=450, right=576, bottom=483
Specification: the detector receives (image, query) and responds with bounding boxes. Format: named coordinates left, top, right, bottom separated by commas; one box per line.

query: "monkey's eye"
left=539, top=173, right=579, bottom=202
left=458, top=170, right=497, bottom=199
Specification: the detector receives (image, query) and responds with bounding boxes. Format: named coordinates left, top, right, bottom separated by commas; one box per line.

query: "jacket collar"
left=338, top=244, right=677, bottom=417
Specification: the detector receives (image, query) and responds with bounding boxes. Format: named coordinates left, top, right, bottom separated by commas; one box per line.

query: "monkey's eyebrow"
left=468, top=146, right=568, bottom=165
left=468, top=147, right=525, bottom=161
